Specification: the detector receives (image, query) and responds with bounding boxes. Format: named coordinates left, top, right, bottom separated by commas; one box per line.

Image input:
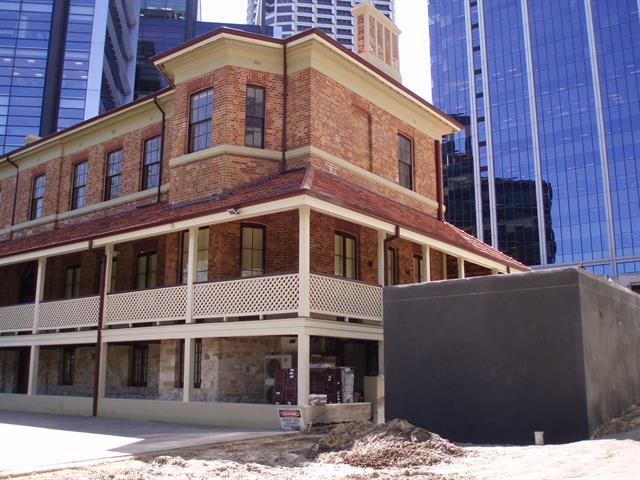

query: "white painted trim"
left=298, top=207, right=311, bottom=317
left=422, top=245, right=431, bottom=282
left=101, top=317, right=382, bottom=343
left=377, top=231, right=386, bottom=286
left=154, top=32, right=284, bottom=66
left=303, top=196, right=396, bottom=234
left=27, top=345, right=39, bottom=395
left=297, top=331, right=310, bottom=406
left=0, top=331, right=98, bottom=347
left=1, top=185, right=169, bottom=237
left=0, top=242, right=90, bottom=267
left=457, top=257, right=466, bottom=279
left=400, top=228, right=514, bottom=273
left=169, top=145, right=281, bottom=167
left=287, top=145, right=439, bottom=210
left=33, top=257, right=46, bottom=333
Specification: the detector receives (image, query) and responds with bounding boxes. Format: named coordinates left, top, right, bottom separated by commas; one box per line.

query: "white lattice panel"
left=0, top=304, right=35, bottom=332
left=309, top=274, right=383, bottom=322
left=39, top=296, right=100, bottom=330
left=193, top=274, right=299, bottom=318
left=106, top=286, right=187, bottom=325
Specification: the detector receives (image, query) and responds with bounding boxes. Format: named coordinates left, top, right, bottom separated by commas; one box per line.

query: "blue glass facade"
left=0, top=0, right=54, bottom=154
left=429, top=0, right=640, bottom=283
left=135, top=2, right=270, bottom=98
left=56, top=0, right=96, bottom=129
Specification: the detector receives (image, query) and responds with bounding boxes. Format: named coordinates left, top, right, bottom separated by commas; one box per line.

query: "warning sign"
left=276, top=406, right=305, bottom=431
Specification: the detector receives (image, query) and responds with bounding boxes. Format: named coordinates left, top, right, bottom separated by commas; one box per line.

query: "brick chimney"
left=352, top=1, right=401, bottom=82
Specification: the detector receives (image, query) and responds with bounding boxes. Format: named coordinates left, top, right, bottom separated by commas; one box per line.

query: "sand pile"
left=592, top=402, right=640, bottom=438
left=310, top=419, right=465, bottom=469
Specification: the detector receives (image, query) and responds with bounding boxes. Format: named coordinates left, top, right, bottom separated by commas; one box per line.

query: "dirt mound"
left=592, top=402, right=640, bottom=438
left=310, top=419, right=465, bottom=469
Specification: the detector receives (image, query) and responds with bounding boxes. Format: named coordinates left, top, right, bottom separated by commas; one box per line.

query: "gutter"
left=281, top=43, right=288, bottom=173
left=382, top=225, right=400, bottom=286
left=152, top=97, right=167, bottom=204
left=5, top=155, right=19, bottom=240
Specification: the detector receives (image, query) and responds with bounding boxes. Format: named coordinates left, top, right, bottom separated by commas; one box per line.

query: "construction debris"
left=311, top=419, right=465, bottom=468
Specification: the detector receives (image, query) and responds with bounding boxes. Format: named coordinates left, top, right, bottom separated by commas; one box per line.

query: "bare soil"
left=17, top=417, right=640, bottom=480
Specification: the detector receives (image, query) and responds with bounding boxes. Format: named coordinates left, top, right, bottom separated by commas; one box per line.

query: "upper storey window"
left=30, top=175, right=45, bottom=220
left=105, top=149, right=123, bottom=201
left=142, top=136, right=161, bottom=190
left=189, top=89, right=213, bottom=153
left=245, top=85, right=265, bottom=149
left=71, top=161, right=87, bottom=210
left=397, top=134, right=413, bottom=190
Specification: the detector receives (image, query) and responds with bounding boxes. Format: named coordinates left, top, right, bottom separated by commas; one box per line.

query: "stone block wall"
left=105, top=343, right=161, bottom=399
left=37, top=346, right=95, bottom=397
left=0, top=349, right=19, bottom=393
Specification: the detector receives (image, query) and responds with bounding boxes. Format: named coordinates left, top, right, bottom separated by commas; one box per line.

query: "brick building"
left=0, top=5, right=527, bottom=427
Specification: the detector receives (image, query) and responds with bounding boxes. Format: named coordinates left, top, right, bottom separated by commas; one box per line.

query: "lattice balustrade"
left=193, top=274, right=300, bottom=318
left=0, top=304, right=35, bottom=332
left=106, top=286, right=188, bottom=325
left=38, top=296, right=100, bottom=330
left=309, top=274, right=383, bottom=322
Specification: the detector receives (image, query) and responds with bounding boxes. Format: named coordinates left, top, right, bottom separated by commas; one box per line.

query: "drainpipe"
left=152, top=97, right=166, bottom=204
left=91, top=241, right=106, bottom=417
left=281, top=43, right=288, bottom=173
left=435, top=140, right=444, bottom=222
left=382, top=225, right=400, bottom=286
left=5, top=155, right=19, bottom=240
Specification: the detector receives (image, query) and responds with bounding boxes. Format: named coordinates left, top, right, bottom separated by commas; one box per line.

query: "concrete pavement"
left=0, top=410, right=288, bottom=473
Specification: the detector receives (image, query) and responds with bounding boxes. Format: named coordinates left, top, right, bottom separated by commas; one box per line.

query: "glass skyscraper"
left=429, top=0, right=640, bottom=287
left=135, top=0, right=274, bottom=99
left=247, top=0, right=393, bottom=49
left=0, top=0, right=139, bottom=154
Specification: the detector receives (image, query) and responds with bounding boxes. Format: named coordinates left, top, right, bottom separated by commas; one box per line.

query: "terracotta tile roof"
left=0, top=166, right=528, bottom=271
left=303, top=168, right=530, bottom=271
left=0, top=169, right=308, bottom=258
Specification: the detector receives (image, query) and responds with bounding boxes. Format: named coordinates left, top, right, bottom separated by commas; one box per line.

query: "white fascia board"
left=302, top=196, right=396, bottom=234
left=0, top=242, right=90, bottom=267
left=399, top=228, right=512, bottom=273
left=0, top=331, right=97, bottom=347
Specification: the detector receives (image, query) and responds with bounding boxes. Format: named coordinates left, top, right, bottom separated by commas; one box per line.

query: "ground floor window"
left=130, top=344, right=148, bottom=387
left=60, top=347, right=75, bottom=386
left=413, top=255, right=423, bottom=283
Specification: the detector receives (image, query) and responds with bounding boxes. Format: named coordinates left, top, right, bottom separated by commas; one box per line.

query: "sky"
left=199, top=0, right=432, bottom=101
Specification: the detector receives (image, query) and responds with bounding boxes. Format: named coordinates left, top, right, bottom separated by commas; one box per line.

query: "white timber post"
left=33, top=257, right=46, bottom=333
left=104, top=244, right=114, bottom=295
left=183, top=338, right=195, bottom=402
left=297, top=331, right=310, bottom=407
left=377, top=230, right=386, bottom=286
left=491, top=268, right=499, bottom=275
left=27, top=345, right=39, bottom=395
left=458, top=257, right=466, bottom=279
left=186, top=226, right=198, bottom=323
left=422, top=245, right=431, bottom=282
left=298, top=206, right=311, bottom=317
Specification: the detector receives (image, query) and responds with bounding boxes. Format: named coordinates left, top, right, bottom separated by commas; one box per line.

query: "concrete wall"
left=579, top=273, right=640, bottom=433
left=383, top=268, right=640, bottom=445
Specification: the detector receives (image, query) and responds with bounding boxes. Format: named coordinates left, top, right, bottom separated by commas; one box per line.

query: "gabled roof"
left=0, top=167, right=528, bottom=272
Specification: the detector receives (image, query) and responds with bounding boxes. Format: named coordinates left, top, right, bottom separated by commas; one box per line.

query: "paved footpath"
left=0, top=410, right=287, bottom=474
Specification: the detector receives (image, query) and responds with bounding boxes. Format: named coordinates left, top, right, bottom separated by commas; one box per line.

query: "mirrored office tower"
left=0, top=0, right=140, bottom=153
left=247, top=0, right=394, bottom=50
left=429, top=0, right=640, bottom=287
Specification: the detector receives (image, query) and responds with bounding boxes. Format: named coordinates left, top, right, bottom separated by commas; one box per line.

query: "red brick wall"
left=310, top=211, right=379, bottom=285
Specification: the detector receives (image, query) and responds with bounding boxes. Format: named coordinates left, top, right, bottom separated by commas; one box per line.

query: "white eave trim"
left=0, top=194, right=519, bottom=273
